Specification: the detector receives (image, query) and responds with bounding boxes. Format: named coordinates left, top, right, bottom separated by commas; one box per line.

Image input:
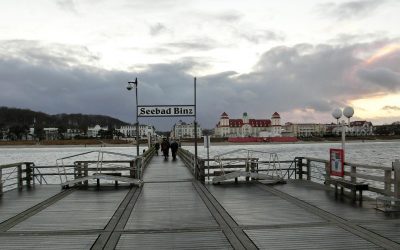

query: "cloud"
left=239, top=30, right=285, bottom=44
left=216, top=11, right=243, bottom=22
left=56, top=0, right=77, bottom=13
left=164, top=39, right=219, bottom=52
left=1, top=39, right=400, bottom=130
left=357, top=68, right=400, bottom=91
left=149, top=23, right=168, bottom=36
left=318, top=0, right=388, bottom=20
left=382, top=105, right=400, bottom=111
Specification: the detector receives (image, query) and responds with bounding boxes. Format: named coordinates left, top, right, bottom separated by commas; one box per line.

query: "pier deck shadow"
left=1, top=155, right=400, bottom=249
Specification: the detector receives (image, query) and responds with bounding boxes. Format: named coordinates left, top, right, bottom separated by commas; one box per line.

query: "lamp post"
left=127, top=78, right=140, bottom=156
left=331, top=106, right=354, bottom=152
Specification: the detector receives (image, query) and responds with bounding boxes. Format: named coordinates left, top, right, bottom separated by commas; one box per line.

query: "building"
left=87, top=125, right=108, bottom=138
left=171, top=120, right=202, bottom=139
left=283, top=123, right=326, bottom=137
left=349, top=121, right=373, bottom=136
left=214, top=112, right=281, bottom=138
left=43, top=128, right=59, bottom=140
left=331, top=121, right=373, bottom=136
left=62, top=129, right=83, bottom=139
left=118, top=124, right=156, bottom=139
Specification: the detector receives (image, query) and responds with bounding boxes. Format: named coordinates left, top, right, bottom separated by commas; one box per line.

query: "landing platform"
left=1, top=155, right=399, bottom=249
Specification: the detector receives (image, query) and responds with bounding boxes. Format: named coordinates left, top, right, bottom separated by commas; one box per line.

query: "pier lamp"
left=331, top=106, right=354, bottom=152
left=127, top=78, right=140, bottom=156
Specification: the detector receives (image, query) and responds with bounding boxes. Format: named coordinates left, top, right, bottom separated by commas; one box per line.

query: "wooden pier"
left=1, top=150, right=400, bottom=249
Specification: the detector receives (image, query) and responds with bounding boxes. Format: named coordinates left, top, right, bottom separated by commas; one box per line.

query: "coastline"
left=1, top=138, right=399, bottom=148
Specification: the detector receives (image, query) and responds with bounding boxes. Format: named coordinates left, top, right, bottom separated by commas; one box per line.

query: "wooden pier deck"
left=1, top=156, right=400, bottom=249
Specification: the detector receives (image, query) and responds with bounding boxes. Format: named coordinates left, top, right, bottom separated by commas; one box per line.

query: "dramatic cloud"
left=318, top=0, right=388, bottom=20
left=382, top=106, right=400, bottom=111
left=1, top=39, right=400, bottom=130
left=357, top=68, right=400, bottom=91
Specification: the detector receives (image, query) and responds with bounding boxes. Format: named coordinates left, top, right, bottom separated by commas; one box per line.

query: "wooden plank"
left=0, top=185, right=63, bottom=226
left=207, top=183, right=324, bottom=226
left=246, top=226, right=379, bottom=249
left=260, top=182, right=400, bottom=249
left=9, top=187, right=128, bottom=232
left=125, top=182, right=218, bottom=230
left=0, top=235, right=98, bottom=249
left=116, top=231, right=232, bottom=250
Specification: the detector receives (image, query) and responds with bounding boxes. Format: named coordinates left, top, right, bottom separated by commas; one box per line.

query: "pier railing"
left=0, top=146, right=156, bottom=193
left=178, top=149, right=400, bottom=199
left=297, top=157, right=400, bottom=198
left=0, top=162, right=34, bottom=194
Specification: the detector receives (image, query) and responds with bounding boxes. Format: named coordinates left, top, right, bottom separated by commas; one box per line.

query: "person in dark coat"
left=170, top=140, right=179, bottom=160
left=161, top=138, right=170, bottom=160
left=155, top=142, right=160, bottom=155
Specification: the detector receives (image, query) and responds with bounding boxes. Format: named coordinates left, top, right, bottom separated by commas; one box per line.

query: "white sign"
left=137, top=105, right=195, bottom=117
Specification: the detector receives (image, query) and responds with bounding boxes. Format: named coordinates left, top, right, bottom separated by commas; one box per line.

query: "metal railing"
left=0, top=162, right=34, bottom=194
left=177, top=148, right=400, bottom=199
left=0, top=146, right=157, bottom=193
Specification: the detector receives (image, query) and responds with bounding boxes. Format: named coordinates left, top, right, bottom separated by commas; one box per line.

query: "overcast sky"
left=1, top=0, right=400, bottom=130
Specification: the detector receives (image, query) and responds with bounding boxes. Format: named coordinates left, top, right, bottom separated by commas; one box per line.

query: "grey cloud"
left=165, top=40, right=217, bottom=52
left=357, top=68, right=400, bottom=90
left=318, top=0, right=388, bottom=20
left=149, top=23, right=168, bottom=36
left=239, top=30, right=285, bottom=44
left=217, top=11, right=243, bottom=22
left=1, top=39, right=399, bottom=129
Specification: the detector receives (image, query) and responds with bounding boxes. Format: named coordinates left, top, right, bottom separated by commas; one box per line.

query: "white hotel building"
left=171, top=120, right=202, bottom=139
left=214, top=112, right=282, bottom=137
left=118, top=124, right=156, bottom=139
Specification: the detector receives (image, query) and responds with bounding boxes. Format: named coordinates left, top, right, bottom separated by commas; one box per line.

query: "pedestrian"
left=155, top=142, right=160, bottom=155
left=161, top=138, right=170, bottom=160
left=170, top=140, right=179, bottom=160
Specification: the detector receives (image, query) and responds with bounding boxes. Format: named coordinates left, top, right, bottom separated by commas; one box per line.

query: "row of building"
left=0, top=111, right=378, bottom=141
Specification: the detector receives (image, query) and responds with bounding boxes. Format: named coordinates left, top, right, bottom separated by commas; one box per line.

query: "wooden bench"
left=326, top=179, right=368, bottom=204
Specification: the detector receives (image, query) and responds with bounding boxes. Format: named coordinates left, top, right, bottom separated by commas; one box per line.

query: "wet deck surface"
left=1, top=155, right=400, bottom=249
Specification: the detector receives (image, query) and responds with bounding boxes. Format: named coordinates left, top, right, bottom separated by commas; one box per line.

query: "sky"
left=0, top=0, right=400, bottom=130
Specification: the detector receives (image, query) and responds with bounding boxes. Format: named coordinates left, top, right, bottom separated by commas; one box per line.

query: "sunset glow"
left=366, top=43, right=400, bottom=65
left=350, top=94, right=400, bottom=119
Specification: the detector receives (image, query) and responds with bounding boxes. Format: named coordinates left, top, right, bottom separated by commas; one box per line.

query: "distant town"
left=1, top=108, right=400, bottom=143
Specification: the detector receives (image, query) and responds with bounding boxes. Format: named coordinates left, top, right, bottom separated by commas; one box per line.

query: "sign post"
left=330, top=148, right=344, bottom=177
left=204, top=135, right=210, bottom=181
left=133, top=78, right=198, bottom=172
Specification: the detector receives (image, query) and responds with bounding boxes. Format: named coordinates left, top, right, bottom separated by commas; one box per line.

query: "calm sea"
left=1, top=140, right=399, bottom=167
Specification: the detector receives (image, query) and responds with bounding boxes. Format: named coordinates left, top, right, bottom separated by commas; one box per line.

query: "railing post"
left=17, top=165, right=23, bottom=190
left=393, top=159, right=400, bottom=199
left=384, top=169, right=392, bottom=196
left=350, top=165, right=357, bottom=183
left=306, top=159, right=311, bottom=181
left=324, top=162, right=330, bottom=186
left=298, top=158, right=303, bottom=179
left=130, top=160, right=135, bottom=179
left=0, top=168, right=3, bottom=195
left=245, top=159, right=250, bottom=182
left=25, top=163, right=32, bottom=187
left=199, top=159, right=205, bottom=184
left=136, top=157, right=142, bottom=180
left=84, top=163, right=88, bottom=187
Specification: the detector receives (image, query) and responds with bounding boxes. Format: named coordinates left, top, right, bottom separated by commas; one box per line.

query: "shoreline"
left=0, top=138, right=399, bottom=148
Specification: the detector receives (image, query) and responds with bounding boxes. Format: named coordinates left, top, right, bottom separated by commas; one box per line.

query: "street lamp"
left=127, top=78, right=140, bottom=156
left=331, top=106, right=354, bottom=152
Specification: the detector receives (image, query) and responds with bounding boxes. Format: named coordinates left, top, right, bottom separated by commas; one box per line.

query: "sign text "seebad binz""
left=137, top=106, right=195, bottom=117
